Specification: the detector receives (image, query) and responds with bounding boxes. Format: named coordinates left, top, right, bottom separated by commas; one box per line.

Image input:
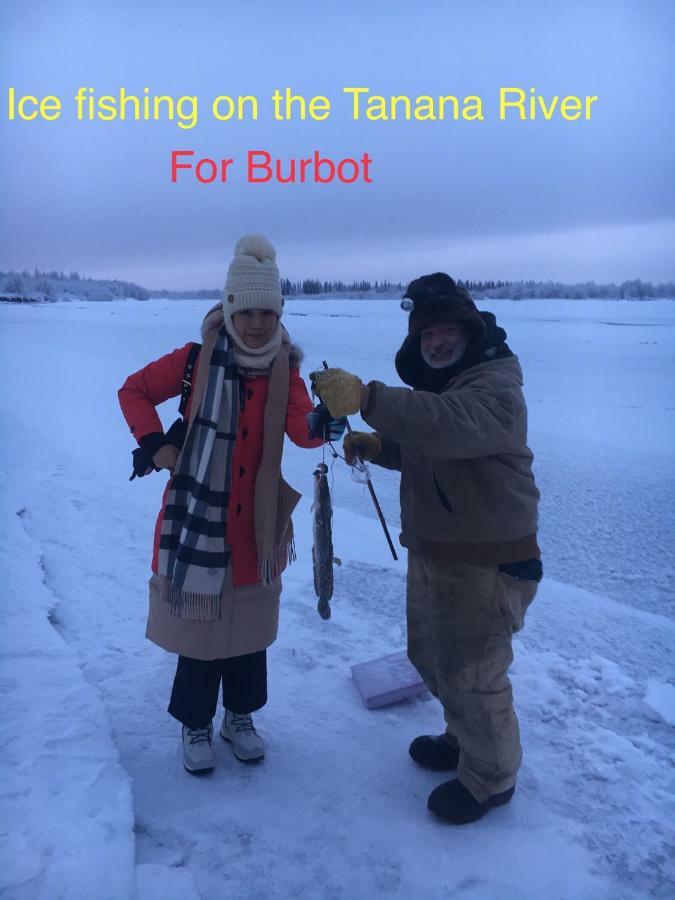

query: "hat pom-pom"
left=234, top=233, right=276, bottom=262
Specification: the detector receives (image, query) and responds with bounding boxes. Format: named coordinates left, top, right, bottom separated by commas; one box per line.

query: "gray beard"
left=421, top=338, right=468, bottom=369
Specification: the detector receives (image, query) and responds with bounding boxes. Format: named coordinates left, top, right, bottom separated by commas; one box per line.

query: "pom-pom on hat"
left=223, top=233, right=284, bottom=319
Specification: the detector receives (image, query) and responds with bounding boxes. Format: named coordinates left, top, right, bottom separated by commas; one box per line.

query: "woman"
left=119, top=234, right=342, bottom=775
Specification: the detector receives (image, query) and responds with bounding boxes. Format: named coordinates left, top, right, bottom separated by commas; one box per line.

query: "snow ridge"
left=1, top=487, right=136, bottom=898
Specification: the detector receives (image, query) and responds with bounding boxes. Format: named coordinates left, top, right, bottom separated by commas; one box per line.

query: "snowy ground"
left=1, top=298, right=674, bottom=899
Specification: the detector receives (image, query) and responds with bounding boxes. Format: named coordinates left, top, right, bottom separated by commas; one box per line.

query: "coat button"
left=242, top=428, right=248, bottom=439
left=236, top=503, right=242, bottom=515
left=239, top=465, right=246, bottom=477
left=247, top=389, right=253, bottom=400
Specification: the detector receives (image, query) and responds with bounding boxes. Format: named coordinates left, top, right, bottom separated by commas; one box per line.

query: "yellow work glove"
left=310, top=368, right=364, bottom=418
left=343, top=432, right=382, bottom=465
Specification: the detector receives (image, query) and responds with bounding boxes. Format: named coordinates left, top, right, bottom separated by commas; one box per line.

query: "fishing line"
left=325, top=440, right=342, bottom=460
left=329, top=450, right=337, bottom=495
left=324, top=440, right=340, bottom=494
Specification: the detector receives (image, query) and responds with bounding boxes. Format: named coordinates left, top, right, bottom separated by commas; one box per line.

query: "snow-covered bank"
left=1, top=298, right=674, bottom=898
left=1, top=420, right=136, bottom=898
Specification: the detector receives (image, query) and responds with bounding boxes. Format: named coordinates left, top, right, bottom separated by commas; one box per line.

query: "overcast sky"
left=1, top=0, right=673, bottom=289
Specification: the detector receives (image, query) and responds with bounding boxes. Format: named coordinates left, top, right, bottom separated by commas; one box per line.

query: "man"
left=311, top=273, right=541, bottom=825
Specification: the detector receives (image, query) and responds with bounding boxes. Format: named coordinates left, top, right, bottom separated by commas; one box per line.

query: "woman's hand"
left=153, top=444, right=179, bottom=474
left=130, top=447, right=156, bottom=480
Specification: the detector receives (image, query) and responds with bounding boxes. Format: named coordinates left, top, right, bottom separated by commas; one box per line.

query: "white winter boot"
left=220, top=709, right=265, bottom=762
left=182, top=723, right=215, bottom=775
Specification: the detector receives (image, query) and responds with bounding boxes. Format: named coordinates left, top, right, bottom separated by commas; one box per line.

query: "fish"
left=312, top=462, right=334, bottom=619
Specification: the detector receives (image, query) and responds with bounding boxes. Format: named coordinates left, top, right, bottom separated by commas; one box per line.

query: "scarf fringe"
left=157, top=540, right=295, bottom=621
left=258, top=536, right=296, bottom=586
left=169, top=587, right=222, bottom=622
left=170, top=591, right=222, bottom=621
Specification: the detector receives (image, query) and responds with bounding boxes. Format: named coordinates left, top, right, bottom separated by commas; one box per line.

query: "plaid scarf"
left=157, top=324, right=239, bottom=620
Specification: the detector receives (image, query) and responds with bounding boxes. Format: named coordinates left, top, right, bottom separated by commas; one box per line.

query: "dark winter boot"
left=427, top=779, right=515, bottom=824
left=408, top=734, right=460, bottom=771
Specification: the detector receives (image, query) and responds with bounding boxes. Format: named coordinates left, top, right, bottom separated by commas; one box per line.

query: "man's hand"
left=310, top=368, right=364, bottom=418
left=343, top=432, right=382, bottom=465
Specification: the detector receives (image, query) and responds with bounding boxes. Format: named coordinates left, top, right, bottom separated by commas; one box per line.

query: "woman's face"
left=232, top=308, right=279, bottom=348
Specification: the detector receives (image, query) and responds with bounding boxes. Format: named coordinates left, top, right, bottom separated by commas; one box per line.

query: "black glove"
left=129, top=424, right=188, bottom=481
left=129, top=432, right=165, bottom=481
left=164, top=417, right=187, bottom=449
left=130, top=448, right=154, bottom=480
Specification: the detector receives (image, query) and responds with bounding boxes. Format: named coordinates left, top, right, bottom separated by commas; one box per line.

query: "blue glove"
left=326, top=415, right=347, bottom=441
left=306, top=403, right=347, bottom=442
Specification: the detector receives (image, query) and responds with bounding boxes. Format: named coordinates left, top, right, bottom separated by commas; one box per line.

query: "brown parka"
left=362, top=353, right=540, bottom=565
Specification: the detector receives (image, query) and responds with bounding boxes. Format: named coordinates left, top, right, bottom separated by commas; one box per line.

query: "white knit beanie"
left=223, top=234, right=283, bottom=320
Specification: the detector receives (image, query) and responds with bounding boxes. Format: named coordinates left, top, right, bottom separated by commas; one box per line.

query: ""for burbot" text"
left=170, top=149, right=373, bottom=185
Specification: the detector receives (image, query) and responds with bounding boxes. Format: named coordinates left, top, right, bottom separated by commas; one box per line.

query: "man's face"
left=420, top=322, right=468, bottom=369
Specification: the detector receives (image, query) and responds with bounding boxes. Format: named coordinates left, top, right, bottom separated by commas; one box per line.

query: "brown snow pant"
left=406, top=551, right=538, bottom=803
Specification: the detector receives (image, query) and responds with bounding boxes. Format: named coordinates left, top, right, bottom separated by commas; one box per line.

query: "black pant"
left=168, top=650, right=267, bottom=729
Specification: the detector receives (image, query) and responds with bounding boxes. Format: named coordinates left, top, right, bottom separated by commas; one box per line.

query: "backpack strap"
left=178, top=342, right=201, bottom=416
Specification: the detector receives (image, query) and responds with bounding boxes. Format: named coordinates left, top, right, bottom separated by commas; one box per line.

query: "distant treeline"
left=1, top=269, right=674, bottom=303
left=0, top=269, right=149, bottom=302
left=284, top=277, right=675, bottom=300
left=153, top=279, right=409, bottom=298
left=281, top=278, right=514, bottom=296
left=152, top=287, right=222, bottom=299
left=154, top=277, right=675, bottom=300
left=466, top=278, right=675, bottom=300
left=281, top=278, right=405, bottom=295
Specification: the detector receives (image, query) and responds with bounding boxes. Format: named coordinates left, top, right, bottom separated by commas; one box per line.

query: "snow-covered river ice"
left=2, top=298, right=674, bottom=898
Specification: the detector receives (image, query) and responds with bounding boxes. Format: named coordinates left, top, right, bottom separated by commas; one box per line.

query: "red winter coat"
left=119, top=342, right=323, bottom=587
